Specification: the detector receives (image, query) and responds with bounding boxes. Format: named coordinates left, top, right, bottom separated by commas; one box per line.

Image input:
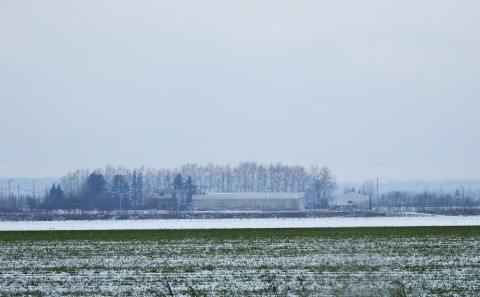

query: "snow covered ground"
left=1, top=225, right=479, bottom=296
left=0, top=215, right=479, bottom=231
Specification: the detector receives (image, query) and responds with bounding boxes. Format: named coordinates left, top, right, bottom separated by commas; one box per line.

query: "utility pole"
left=376, top=178, right=379, bottom=211
left=368, top=184, right=372, bottom=210
left=264, top=190, right=267, bottom=218
left=8, top=179, right=12, bottom=210
left=116, top=183, right=121, bottom=211
left=8, top=179, right=12, bottom=202
left=177, top=193, right=180, bottom=219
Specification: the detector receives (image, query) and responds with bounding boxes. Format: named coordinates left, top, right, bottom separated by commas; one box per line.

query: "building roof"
left=193, top=192, right=304, bottom=200
left=154, top=189, right=187, bottom=194
left=336, top=192, right=369, bottom=200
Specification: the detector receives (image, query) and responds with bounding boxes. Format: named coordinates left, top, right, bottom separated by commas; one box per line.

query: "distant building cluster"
left=151, top=189, right=369, bottom=211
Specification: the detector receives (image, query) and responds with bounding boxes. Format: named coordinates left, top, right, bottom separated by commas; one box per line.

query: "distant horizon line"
left=1, top=176, right=480, bottom=184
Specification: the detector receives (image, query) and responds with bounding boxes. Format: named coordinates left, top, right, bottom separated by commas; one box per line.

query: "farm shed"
left=192, top=192, right=305, bottom=211
left=148, top=189, right=188, bottom=210
left=334, top=192, right=369, bottom=209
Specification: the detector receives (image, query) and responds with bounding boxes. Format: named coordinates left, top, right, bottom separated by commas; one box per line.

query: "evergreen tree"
left=132, top=170, right=144, bottom=207
left=173, top=173, right=184, bottom=189
left=132, top=171, right=138, bottom=206
left=86, top=173, right=107, bottom=198
left=45, top=183, right=66, bottom=210
left=185, top=175, right=197, bottom=203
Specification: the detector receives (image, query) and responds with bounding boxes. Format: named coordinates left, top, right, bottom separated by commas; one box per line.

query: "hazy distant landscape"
left=1, top=163, right=479, bottom=221
left=2, top=1, right=479, bottom=296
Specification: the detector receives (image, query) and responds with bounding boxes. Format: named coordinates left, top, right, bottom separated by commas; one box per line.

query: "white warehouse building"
left=192, top=193, right=305, bottom=211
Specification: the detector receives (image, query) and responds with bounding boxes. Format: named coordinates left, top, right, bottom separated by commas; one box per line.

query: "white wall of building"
left=192, top=193, right=305, bottom=211
left=334, top=192, right=369, bottom=209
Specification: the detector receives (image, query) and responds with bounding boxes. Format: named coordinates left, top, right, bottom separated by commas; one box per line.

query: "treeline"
left=26, top=162, right=336, bottom=211
left=1, top=163, right=478, bottom=213
left=378, top=190, right=479, bottom=210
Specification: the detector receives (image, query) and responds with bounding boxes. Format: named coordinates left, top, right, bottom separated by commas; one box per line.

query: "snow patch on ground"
left=0, top=215, right=479, bottom=231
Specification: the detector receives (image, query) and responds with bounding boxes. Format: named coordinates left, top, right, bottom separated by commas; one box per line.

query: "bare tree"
left=308, top=166, right=337, bottom=207
left=360, top=180, right=377, bottom=209
left=60, top=169, right=90, bottom=198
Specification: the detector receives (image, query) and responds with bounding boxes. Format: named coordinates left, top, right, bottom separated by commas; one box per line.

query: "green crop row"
left=1, top=225, right=479, bottom=242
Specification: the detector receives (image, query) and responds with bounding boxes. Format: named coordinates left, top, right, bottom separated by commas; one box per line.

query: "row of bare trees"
left=59, top=162, right=337, bottom=209
left=0, top=163, right=336, bottom=212
left=378, top=190, right=479, bottom=210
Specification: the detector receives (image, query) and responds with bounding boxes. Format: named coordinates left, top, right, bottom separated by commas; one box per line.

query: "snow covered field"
left=0, top=215, right=479, bottom=231
left=1, top=227, right=479, bottom=296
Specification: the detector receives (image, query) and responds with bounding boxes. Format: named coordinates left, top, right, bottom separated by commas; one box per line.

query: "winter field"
left=1, top=226, right=479, bottom=296
left=0, top=215, right=480, bottom=231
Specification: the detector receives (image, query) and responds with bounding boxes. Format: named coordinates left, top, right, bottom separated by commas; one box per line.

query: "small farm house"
left=334, top=192, right=369, bottom=209
left=147, top=189, right=189, bottom=210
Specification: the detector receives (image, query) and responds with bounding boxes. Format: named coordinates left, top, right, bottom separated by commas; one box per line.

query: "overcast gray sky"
left=1, top=0, right=479, bottom=181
